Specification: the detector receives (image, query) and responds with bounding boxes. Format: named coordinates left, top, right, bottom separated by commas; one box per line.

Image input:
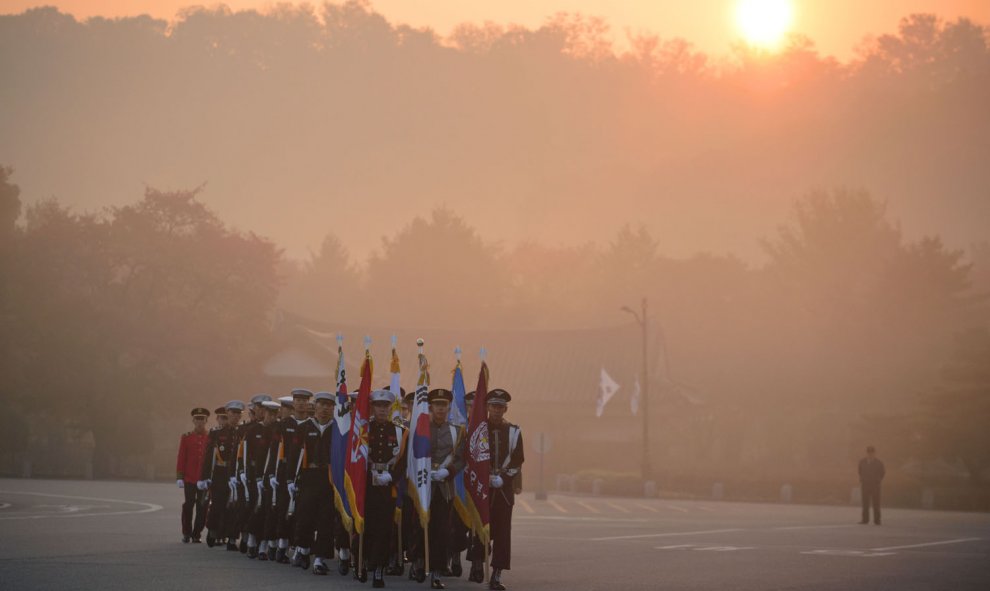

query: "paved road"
left=1, top=478, right=988, bottom=590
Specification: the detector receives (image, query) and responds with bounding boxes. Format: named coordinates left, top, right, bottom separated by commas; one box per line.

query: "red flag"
left=345, top=351, right=372, bottom=534
left=464, top=361, right=491, bottom=549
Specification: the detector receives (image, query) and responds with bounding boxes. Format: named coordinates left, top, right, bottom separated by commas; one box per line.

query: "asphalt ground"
left=1, top=478, right=988, bottom=590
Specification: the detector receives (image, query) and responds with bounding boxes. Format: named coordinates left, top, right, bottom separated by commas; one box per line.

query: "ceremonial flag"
left=596, top=367, right=620, bottom=417
left=464, top=357, right=491, bottom=550
left=330, top=337, right=353, bottom=533
left=344, top=345, right=372, bottom=535
left=407, top=342, right=432, bottom=528
left=389, top=340, right=406, bottom=522
left=449, top=350, right=470, bottom=526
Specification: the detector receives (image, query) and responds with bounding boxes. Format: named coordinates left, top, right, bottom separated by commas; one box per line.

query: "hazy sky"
left=3, top=0, right=989, bottom=59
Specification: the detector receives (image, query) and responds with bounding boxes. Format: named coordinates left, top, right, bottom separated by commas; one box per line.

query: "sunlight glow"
left=735, top=0, right=794, bottom=49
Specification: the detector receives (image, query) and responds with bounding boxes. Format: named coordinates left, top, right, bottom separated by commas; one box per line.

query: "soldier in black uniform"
left=198, top=400, right=242, bottom=547
left=291, top=391, right=338, bottom=574
left=858, top=445, right=886, bottom=525
left=272, top=389, right=313, bottom=563
left=468, top=388, right=524, bottom=591
left=241, top=397, right=277, bottom=559
left=365, top=389, right=407, bottom=588
left=262, top=396, right=295, bottom=561
left=234, top=395, right=272, bottom=555
left=447, top=390, right=475, bottom=577
left=408, top=388, right=465, bottom=590
left=221, top=400, right=248, bottom=552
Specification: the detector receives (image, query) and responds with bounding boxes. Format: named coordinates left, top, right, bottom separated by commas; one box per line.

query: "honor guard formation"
left=175, top=342, right=523, bottom=590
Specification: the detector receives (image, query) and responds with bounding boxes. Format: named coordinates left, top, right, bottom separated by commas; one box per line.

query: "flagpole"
left=424, top=518, right=430, bottom=580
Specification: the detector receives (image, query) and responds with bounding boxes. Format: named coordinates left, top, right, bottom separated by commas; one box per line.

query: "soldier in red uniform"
left=176, top=407, right=211, bottom=543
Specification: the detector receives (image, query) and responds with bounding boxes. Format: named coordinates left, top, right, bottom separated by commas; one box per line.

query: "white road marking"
left=802, top=549, right=895, bottom=558
left=655, top=544, right=697, bottom=550
left=871, top=538, right=982, bottom=552
left=517, top=498, right=535, bottom=514
left=774, top=524, right=858, bottom=531
left=576, top=500, right=601, bottom=514
left=694, top=505, right=716, bottom=513
left=0, top=502, right=12, bottom=510
left=547, top=499, right=569, bottom=514
left=664, top=504, right=689, bottom=513
left=635, top=503, right=659, bottom=513
left=604, top=502, right=630, bottom=514
left=694, top=546, right=754, bottom=552
left=592, top=528, right=743, bottom=542
left=0, top=490, right=163, bottom=520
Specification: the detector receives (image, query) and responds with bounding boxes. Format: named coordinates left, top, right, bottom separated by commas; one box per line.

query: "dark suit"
left=859, top=456, right=886, bottom=524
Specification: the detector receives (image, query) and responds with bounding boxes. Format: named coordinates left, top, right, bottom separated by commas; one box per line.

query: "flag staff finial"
left=391, top=334, right=397, bottom=349
left=364, top=335, right=372, bottom=350
left=480, top=347, right=487, bottom=361
left=454, top=346, right=462, bottom=361
left=337, top=333, right=343, bottom=346
left=417, top=338, right=425, bottom=354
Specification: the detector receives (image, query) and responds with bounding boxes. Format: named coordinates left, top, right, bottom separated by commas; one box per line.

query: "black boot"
left=247, top=546, right=258, bottom=559
left=182, top=535, right=190, bottom=544
left=239, top=538, right=248, bottom=553
left=267, top=546, right=276, bottom=562
left=313, top=560, right=329, bottom=575
left=372, top=567, right=386, bottom=588
left=276, top=548, right=290, bottom=564
left=469, top=561, right=484, bottom=583
left=338, top=557, right=350, bottom=576
left=431, top=573, right=446, bottom=589
left=489, top=567, right=506, bottom=591
left=226, top=540, right=238, bottom=551
left=450, top=555, right=463, bottom=577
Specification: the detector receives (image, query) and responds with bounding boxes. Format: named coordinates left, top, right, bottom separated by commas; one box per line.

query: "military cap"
left=260, top=400, right=281, bottom=411
left=349, top=390, right=359, bottom=399
left=487, top=388, right=511, bottom=406
left=428, top=388, right=453, bottom=403
left=402, top=391, right=415, bottom=403
left=291, top=388, right=314, bottom=399
left=278, top=395, right=293, bottom=408
left=381, top=385, right=406, bottom=398
left=214, top=406, right=227, bottom=416
left=225, top=400, right=246, bottom=412
left=314, top=391, right=335, bottom=403
left=250, top=394, right=273, bottom=405
left=191, top=407, right=210, bottom=418
left=464, top=391, right=476, bottom=402
left=370, top=389, right=396, bottom=404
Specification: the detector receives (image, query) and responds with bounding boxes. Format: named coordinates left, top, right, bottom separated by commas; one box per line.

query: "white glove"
left=490, top=475, right=504, bottom=489
left=431, top=468, right=449, bottom=482
left=196, top=480, right=206, bottom=490
left=177, top=479, right=185, bottom=488
left=240, top=473, right=248, bottom=487
left=373, top=471, right=392, bottom=486
left=270, top=476, right=278, bottom=489
left=229, top=476, right=238, bottom=487
left=288, top=481, right=298, bottom=496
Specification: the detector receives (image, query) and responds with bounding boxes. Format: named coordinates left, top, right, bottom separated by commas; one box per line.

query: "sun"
left=735, top=0, right=794, bottom=49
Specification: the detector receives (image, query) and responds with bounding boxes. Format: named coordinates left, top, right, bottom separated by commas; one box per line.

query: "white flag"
left=597, top=367, right=620, bottom=417
left=630, top=378, right=641, bottom=416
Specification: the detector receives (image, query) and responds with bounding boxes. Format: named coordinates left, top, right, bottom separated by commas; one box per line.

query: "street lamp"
left=621, top=298, right=651, bottom=482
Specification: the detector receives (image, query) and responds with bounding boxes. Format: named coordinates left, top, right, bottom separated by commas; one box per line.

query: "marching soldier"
left=468, top=388, right=524, bottom=591
left=412, top=388, right=465, bottom=589
left=262, top=395, right=295, bottom=561
left=365, top=389, right=407, bottom=588
left=272, top=388, right=313, bottom=563
left=447, top=390, right=475, bottom=576
left=222, top=400, right=247, bottom=551
left=198, top=400, right=242, bottom=547
left=292, top=391, right=337, bottom=574
left=241, top=396, right=276, bottom=559
left=176, top=407, right=210, bottom=543
left=213, top=406, right=228, bottom=430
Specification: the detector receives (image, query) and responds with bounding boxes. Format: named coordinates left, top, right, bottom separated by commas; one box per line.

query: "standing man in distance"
left=859, top=445, right=886, bottom=525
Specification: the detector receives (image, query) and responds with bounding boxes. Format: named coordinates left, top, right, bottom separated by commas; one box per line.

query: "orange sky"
left=3, top=0, right=988, bottom=59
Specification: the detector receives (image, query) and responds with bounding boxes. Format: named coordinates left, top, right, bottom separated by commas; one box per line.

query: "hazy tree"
left=919, top=328, right=990, bottom=483
left=279, top=233, right=363, bottom=322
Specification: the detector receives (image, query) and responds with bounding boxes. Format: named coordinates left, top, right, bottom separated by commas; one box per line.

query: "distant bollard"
left=780, top=484, right=793, bottom=503
left=851, top=486, right=862, bottom=506
left=712, top=482, right=724, bottom=501
left=592, top=478, right=604, bottom=496
left=921, top=488, right=935, bottom=509
left=644, top=480, right=657, bottom=498
left=21, top=458, right=32, bottom=479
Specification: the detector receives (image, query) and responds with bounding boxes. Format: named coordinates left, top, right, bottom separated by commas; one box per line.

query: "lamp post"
left=621, top=298, right=651, bottom=482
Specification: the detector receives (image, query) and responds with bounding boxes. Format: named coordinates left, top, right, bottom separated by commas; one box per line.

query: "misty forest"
left=0, top=2, right=988, bottom=509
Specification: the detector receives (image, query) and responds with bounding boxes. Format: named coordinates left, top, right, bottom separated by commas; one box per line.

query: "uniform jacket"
left=242, top=421, right=276, bottom=482
left=298, top=418, right=335, bottom=470
left=176, top=430, right=209, bottom=482
left=199, top=425, right=236, bottom=481
left=429, top=420, right=465, bottom=502
left=488, top=420, right=524, bottom=505
left=275, top=416, right=312, bottom=483
left=367, top=419, right=407, bottom=483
